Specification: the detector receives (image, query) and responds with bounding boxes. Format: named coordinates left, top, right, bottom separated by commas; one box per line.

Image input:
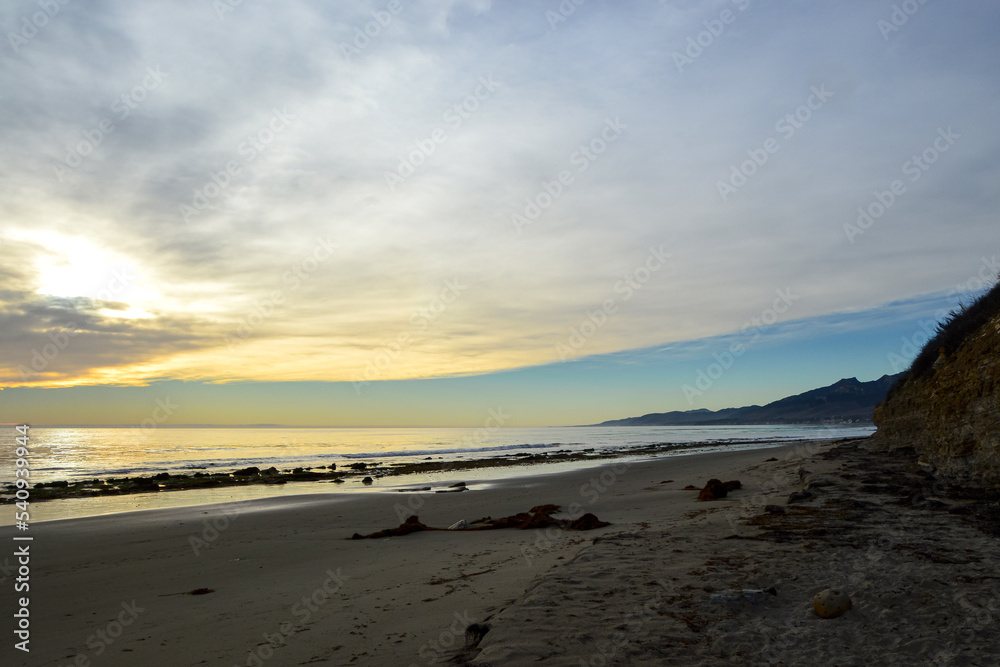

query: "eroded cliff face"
left=871, top=311, right=1000, bottom=491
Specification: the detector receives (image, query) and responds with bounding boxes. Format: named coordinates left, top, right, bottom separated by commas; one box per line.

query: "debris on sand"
left=349, top=505, right=610, bottom=539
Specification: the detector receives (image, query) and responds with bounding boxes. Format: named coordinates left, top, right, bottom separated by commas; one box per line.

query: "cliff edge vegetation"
left=872, top=278, right=1000, bottom=492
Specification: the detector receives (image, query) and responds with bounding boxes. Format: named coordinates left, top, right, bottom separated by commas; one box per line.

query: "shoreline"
left=1, top=438, right=859, bottom=524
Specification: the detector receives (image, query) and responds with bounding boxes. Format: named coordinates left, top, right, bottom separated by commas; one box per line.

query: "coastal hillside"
left=597, top=374, right=902, bottom=426
left=872, top=280, right=1000, bottom=491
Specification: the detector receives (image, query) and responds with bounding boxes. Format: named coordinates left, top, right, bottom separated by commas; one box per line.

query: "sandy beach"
left=3, top=438, right=998, bottom=666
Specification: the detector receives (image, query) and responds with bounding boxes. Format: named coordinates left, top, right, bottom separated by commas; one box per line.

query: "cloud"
left=1, top=0, right=999, bottom=389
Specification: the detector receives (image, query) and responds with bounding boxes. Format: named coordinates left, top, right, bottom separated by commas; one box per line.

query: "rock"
left=362, top=476, right=373, bottom=484
left=233, top=467, right=261, bottom=476
left=698, top=479, right=729, bottom=501
left=448, top=520, right=467, bottom=530
left=723, top=480, right=742, bottom=492
left=787, top=491, right=814, bottom=503
left=436, top=486, right=468, bottom=493
left=660, top=480, right=674, bottom=484
left=764, top=505, right=786, bottom=515
left=329, top=463, right=337, bottom=470
left=332, top=478, right=345, bottom=483
left=449, top=482, right=467, bottom=488
left=262, top=467, right=279, bottom=476
left=764, top=457, right=778, bottom=462
left=465, top=623, right=491, bottom=646
left=812, top=588, right=853, bottom=618
left=567, top=513, right=611, bottom=530
left=683, top=485, right=700, bottom=490
left=153, top=472, right=171, bottom=480
left=348, top=463, right=368, bottom=470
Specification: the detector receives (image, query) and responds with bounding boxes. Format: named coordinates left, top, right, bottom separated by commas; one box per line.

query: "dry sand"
left=2, top=439, right=998, bottom=666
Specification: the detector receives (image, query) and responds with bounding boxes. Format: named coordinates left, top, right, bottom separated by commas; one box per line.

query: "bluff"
left=871, top=281, right=1000, bottom=491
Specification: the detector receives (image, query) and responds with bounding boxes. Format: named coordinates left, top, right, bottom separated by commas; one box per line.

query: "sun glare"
left=25, top=232, right=139, bottom=303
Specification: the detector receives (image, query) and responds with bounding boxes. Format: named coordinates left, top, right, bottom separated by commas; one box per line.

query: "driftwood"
left=350, top=504, right=609, bottom=540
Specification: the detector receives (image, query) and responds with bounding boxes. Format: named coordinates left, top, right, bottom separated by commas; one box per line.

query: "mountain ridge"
left=594, top=374, right=904, bottom=426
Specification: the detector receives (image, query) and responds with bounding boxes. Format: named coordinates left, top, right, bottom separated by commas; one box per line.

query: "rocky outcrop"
left=871, top=282, right=1000, bottom=492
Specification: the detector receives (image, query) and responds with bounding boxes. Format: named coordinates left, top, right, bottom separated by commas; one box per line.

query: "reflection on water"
left=0, top=425, right=874, bottom=485
left=0, top=424, right=874, bottom=523
left=6, top=437, right=824, bottom=524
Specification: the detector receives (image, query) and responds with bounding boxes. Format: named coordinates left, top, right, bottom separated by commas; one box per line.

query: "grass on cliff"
left=900, top=277, right=1000, bottom=389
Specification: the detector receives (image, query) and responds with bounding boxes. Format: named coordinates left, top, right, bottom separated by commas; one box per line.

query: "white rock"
left=448, top=520, right=467, bottom=530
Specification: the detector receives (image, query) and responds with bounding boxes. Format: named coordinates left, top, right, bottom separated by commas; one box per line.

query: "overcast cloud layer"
left=1, top=0, right=999, bottom=389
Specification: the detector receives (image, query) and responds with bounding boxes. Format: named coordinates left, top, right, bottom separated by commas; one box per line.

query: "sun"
left=24, top=232, right=137, bottom=303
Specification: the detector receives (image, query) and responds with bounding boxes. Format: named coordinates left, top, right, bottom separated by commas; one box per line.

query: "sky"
left=1, top=0, right=998, bottom=426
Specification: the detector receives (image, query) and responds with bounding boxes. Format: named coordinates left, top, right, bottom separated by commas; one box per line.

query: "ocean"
left=2, top=424, right=874, bottom=523
left=5, top=424, right=874, bottom=484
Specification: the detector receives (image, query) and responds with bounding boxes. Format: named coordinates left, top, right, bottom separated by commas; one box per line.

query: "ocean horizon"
left=3, top=424, right=875, bottom=486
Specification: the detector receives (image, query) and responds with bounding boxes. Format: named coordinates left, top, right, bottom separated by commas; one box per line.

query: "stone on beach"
left=812, top=588, right=853, bottom=618
left=698, top=478, right=742, bottom=501
left=698, top=479, right=728, bottom=501
left=567, top=513, right=610, bottom=530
